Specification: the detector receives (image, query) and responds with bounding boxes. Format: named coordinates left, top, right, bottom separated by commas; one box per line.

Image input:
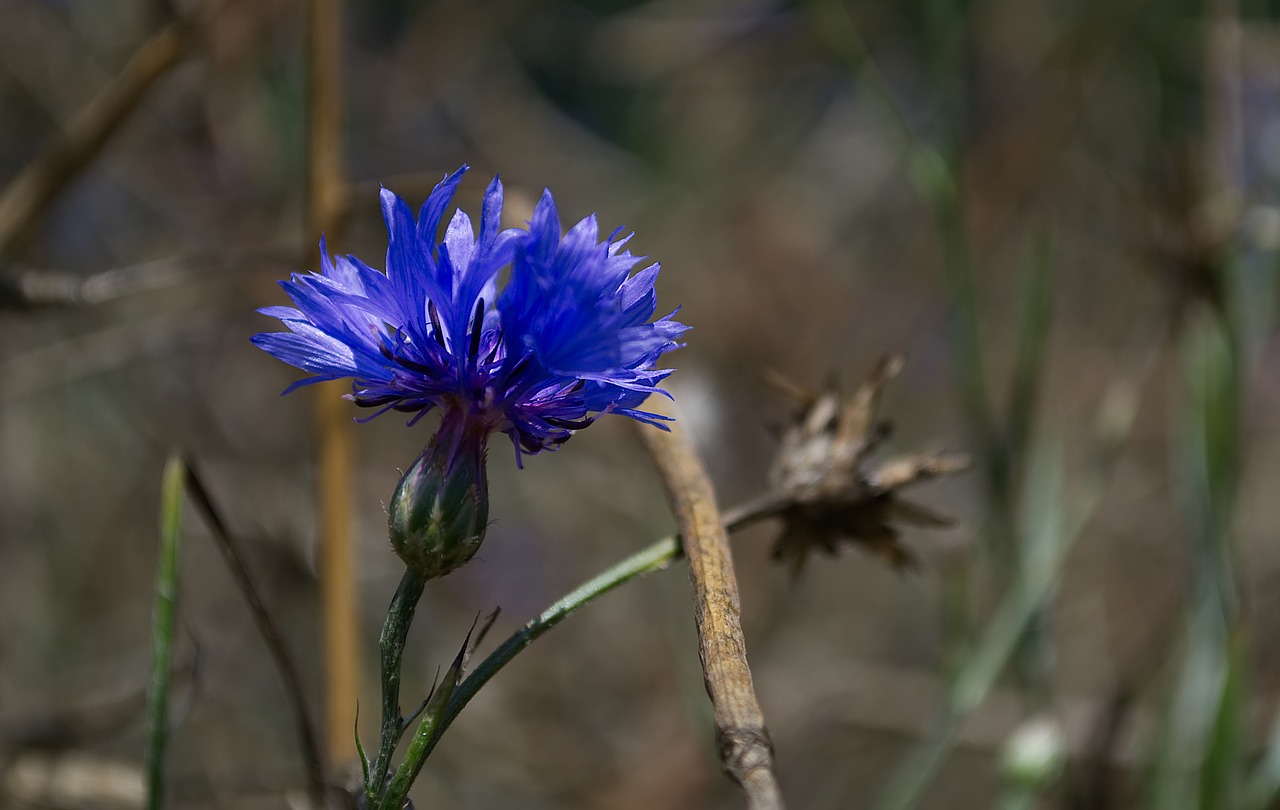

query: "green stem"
left=145, top=455, right=185, bottom=810
left=382, top=536, right=682, bottom=805
left=440, top=536, right=680, bottom=738
left=368, top=570, right=427, bottom=804
left=368, top=496, right=773, bottom=805
left=376, top=651, right=461, bottom=810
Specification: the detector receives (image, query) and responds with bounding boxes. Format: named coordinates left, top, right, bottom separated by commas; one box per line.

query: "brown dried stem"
left=0, top=18, right=190, bottom=263
left=304, top=0, right=358, bottom=777
left=180, top=459, right=327, bottom=806
left=638, top=412, right=786, bottom=810
left=0, top=244, right=301, bottom=310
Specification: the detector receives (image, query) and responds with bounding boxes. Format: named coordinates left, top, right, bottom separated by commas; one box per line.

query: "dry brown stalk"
left=181, top=459, right=327, bottom=804
left=638, top=408, right=786, bottom=810
left=305, top=0, right=359, bottom=780
left=0, top=20, right=189, bottom=261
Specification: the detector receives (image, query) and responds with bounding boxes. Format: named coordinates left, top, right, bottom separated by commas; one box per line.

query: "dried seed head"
left=763, top=355, right=968, bottom=574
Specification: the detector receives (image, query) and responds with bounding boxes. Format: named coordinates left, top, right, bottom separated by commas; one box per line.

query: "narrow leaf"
left=144, top=454, right=185, bottom=810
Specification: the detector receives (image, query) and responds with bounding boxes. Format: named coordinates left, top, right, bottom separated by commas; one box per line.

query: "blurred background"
left=2, top=0, right=1279, bottom=807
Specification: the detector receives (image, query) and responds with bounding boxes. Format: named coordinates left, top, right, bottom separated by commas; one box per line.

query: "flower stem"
left=368, top=494, right=776, bottom=805
left=376, top=640, right=465, bottom=810
left=440, top=535, right=681, bottom=739
left=384, top=535, right=682, bottom=798
left=367, top=569, right=427, bottom=805
left=145, top=455, right=185, bottom=810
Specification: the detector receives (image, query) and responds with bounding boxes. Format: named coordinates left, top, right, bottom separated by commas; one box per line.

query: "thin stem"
left=638, top=415, right=784, bottom=808
left=304, top=0, right=357, bottom=772
left=181, top=458, right=327, bottom=806
left=0, top=17, right=189, bottom=264
left=874, top=344, right=1156, bottom=809
left=429, top=498, right=768, bottom=750
left=367, top=494, right=776, bottom=805
left=144, top=455, right=185, bottom=810
left=435, top=536, right=680, bottom=752
left=368, top=570, right=428, bottom=803
left=377, top=644, right=465, bottom=810
left=377, top=707, right=448, bottom=810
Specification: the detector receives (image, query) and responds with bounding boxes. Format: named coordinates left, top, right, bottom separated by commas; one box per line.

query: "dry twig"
left=638, top=408, right=786, bottom=810
left=181, top=459, right=328, bottom=806
left=0, top=245, right=300, bottom=310
left=0, top=18, right=191, bottom=262
left=304, top=0, right=359, bottom=780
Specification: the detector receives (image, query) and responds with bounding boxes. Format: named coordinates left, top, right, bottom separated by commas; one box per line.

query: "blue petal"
left=417, top=166, right=468, bottom=246
left=253, top=171, right=685, bottom=453
left=259, top=305, right=304, bottom=320
left=381, top=189, right=443, bottom=344
left=252, top=328, right=361, bottom=378
left=478, top=175, right=504, bottom=251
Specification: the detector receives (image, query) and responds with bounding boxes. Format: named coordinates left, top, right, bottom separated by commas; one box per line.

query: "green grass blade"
left=875, top=440, right=1066, bottom=810
left=1243, top=700, right=1280, bottom=809
left=1199, top=629, right=1245, bottom=810
left=144, top=454, right=185, bottom=810
left=1007, top=232, right=1055, bottom=471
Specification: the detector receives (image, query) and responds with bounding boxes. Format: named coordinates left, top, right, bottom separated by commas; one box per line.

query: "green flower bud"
left=388, top=420, right=490, bottom=579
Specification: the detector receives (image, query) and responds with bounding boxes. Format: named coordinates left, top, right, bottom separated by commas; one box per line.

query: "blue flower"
left=252, top=165, right=688, bottom=463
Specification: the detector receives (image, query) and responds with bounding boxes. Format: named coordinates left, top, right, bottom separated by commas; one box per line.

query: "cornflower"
left=253, top=166, right=687, bottom=576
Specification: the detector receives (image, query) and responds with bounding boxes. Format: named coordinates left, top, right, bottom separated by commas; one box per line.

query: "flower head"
left=255, top=166, right=686, bottom=577
left=252, top=165, right=688, bottom=463
left=764, top=356, right=968, bottom=574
